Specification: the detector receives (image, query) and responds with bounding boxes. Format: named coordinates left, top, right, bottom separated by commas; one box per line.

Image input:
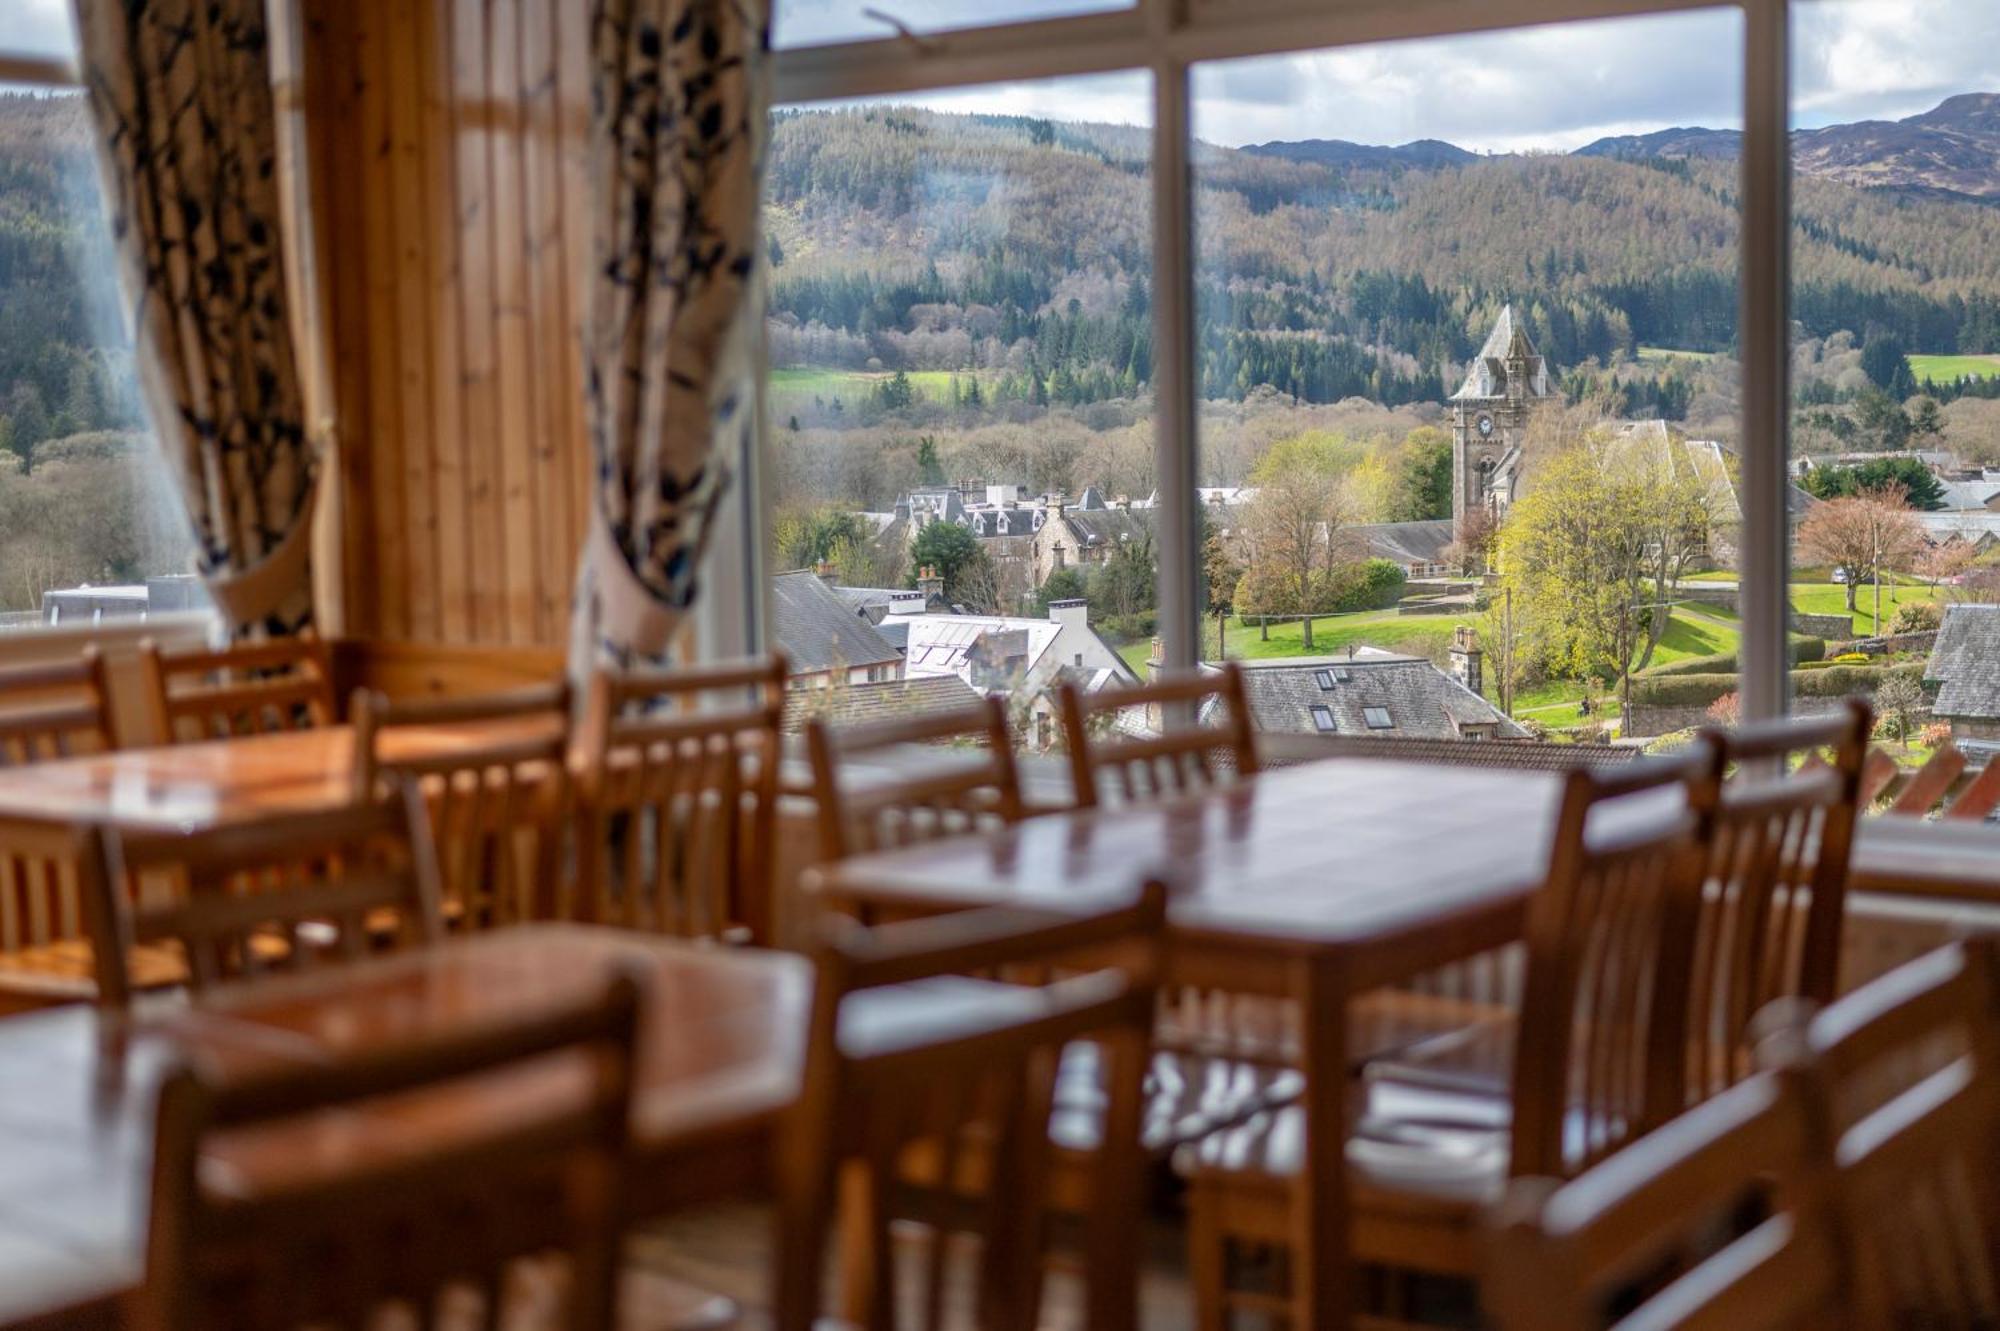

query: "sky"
left=777, top=0, right=2000, bottom=153
left=6, top=1, right=1996, bottom=152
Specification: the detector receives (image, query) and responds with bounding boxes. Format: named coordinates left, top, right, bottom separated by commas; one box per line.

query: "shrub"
left=1331, top=558, right=1407, bottom=612
left=1889, top=601, right=1942, bottom=634
left=1706, top=692, right=1741, bottom=727
left=1629, top=662, right=1924, bottom=711
left=1644, top=728, right=1700, bottom=755
left=1920, top=721, right=1954, bottom=749
left=1830, top=652, right=1871, bottom=665
left=1641, top=638, right=1825, bottom=679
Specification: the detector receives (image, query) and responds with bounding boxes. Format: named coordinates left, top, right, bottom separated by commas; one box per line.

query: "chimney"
left=814, top=560, right=837, bottom=586
left=916, top=565, right=945, bottom=607
left=1050, top=540, right=1066, bottom=569
left=1047, top=597, right=1088, bottom=634
left=1448, top=624, right=1483, bottom=697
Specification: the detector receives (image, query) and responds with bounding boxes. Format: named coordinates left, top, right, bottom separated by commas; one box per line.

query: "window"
left=773, top=0, right=1133, bottom=51
left=1310, top=703, right=1336, bottom=732
left=762, top=0, right=1834, bottom=751
left=1192, top=9, right=1744, bottom=753
left=1363, top=706, right=1395, bottom=730
left=0, top=14, right=202, bottom=635
left=1313, top=668, right=1334, bottom=690
left=1786, top=1, right=2000, bottom=778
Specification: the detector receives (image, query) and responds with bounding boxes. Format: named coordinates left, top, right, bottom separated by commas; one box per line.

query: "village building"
left=1449, top=304, right=1554, bottom=524
left=768, top=569, right=906, bottom=687
left=1926, top=603, right=2000, bottom=766
left=1217, top=637, right=1526, bottom=742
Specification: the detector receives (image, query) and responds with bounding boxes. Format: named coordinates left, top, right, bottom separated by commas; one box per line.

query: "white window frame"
left=765, top=0, right=1794, bottom=720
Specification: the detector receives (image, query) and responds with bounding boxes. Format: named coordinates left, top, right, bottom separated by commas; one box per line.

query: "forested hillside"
left=0, top=93, right=143, bottom=463
left=764, top=101, right=2000, bottom=415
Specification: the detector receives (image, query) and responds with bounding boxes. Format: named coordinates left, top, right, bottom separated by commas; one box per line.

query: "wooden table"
left=0, top=925, right=810, bottom=1330
left=0, top=722, right=561, bottom=834
left=814, top=759, right=1683, bottom=1331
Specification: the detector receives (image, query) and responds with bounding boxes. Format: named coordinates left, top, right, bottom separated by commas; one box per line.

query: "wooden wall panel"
left=300, top=0, right=592, bottom=648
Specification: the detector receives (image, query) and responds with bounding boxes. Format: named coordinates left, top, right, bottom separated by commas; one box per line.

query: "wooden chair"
left=352, top=683, right=571, bottom=931
left=1789, top=937, right=2000, bottom=1328
left=805, top=699, right=1023, bottom=863
left=1055, top=663, right=1258, bottom=809
left=0, top=816, right=127, bottom=1014
left=1485, top=1064, right=1845, bottom=1331
left=766, top=883, right=1167, bottom=1331
left=1181, top=755, right=1712, bottom=1323
left=573, top=656, right=786, bottom=943
left=140, top=637, right=336, bottom=744
left=135, top=969, right=645, bottom=1331
left=0, top=649, right=114, bottom=764
left=1681, top=699, right=1872, bottom=1100
left=88, top=788, right=445, bottom=1006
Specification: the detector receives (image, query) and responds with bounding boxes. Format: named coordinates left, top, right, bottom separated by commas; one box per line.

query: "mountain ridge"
left=1243, top=93, right=2000, bottom=202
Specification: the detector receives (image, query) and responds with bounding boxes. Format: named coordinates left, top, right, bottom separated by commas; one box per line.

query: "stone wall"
left=1829, top=631, right=1938, bottom=657
left=1625, top=693, right=1850, bottom=738
left=1796, top=613, right=1854, bottom=640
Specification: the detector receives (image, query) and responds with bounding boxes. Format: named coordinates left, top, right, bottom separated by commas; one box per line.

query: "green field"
left=769, top=367, right=989, bottom=407
left=1910, top=353, right=2000, bottom=384
left=1637, top=345, right=1721, bottom=364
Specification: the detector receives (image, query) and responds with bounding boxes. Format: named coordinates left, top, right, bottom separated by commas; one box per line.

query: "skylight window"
left=1314, top=669, right=1335, bottom=690
left=1310, top=704, right=1337, bottom=733
left=1363, top=706, right=1395, bottom=730
left=1335, top=668, right=1352, bottom=684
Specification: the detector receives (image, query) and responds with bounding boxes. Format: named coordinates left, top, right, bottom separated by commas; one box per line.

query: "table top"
left=816, top=760, right=1684, bottom=960
left=1851, top=813, right=2000, bottom=902
left=0, top=925, right=810, bottom=1328
left=0, top=721, right=559, bottom=834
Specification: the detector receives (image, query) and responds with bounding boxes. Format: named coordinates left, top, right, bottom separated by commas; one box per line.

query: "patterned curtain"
left=73, top=0, right=316, bottom=639
left=572, top=0, right=769, bottom=670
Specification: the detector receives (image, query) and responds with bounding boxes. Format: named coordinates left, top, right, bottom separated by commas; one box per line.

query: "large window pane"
left=762, top=75, right=1153, bottom=748
left=1789, top=1, right=2000, bottom=783
left=0, top=79, right=200, bottom=632
left=0, top=3, right=76, bottom=63
left=773, top=1, right=1131, bottom=51
left=1190, top=10, right=1747, bottom=755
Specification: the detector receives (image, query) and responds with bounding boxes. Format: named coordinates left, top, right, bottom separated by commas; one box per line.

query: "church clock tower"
left=1449, top=304, right=1551, bottom=527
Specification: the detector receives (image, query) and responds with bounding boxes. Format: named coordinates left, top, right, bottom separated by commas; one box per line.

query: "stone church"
left=1449, top=304, right=1552, bottom=525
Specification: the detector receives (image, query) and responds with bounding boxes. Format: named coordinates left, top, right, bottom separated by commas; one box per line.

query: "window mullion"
left=1150, top=18, right=1198, bottom=675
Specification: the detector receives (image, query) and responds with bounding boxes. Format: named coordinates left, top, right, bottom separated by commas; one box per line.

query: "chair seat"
left=1177, top=1075, right=1513, bottom=1209
left=1051, top=1043, right=1307, bottom=1155
left=0, top=939, right=188, bottom=1011
left=1360, top=1010, right=1518, bottom=1098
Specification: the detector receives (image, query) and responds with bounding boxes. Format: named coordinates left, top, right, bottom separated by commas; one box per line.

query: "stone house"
left=1217, top=642, right=1526, bottom=741
left=1926, top=603, right=2000, bottom=765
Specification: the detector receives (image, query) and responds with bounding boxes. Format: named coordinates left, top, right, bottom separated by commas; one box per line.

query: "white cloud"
left=819, top=0, right=1997, bottom=152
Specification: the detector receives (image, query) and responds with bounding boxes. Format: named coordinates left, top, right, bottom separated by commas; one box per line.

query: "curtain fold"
left=72, top=0, right=318, bottom=639
left=572, top=0, right=769, bottom=670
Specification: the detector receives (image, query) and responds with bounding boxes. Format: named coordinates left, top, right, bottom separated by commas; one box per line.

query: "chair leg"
left=1188, top=1181, right=1231, bottom=1331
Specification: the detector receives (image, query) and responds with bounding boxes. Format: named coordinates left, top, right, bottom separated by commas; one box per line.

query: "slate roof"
left=1060, top=506, right=1156, bottom=550
left=896, top=614, right=1062, bottom=686
left=1221, top=654, right=1528, bottom=741
left=769, top=571, right=903, bottom=673
left=1451, top=304, right=1552, bottom=402
left=780, top=675, right=983, bottom=734
left=1927, top=603, right=2000, bottom=721
left=830, top=585, right=926, bottom=621
left=1351, top=520, right=1453, bottom=567
left=1939, top=480, right=2000, bottom=512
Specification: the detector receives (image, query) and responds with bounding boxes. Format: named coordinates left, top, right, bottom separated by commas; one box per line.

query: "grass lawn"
left=1910, top=353, right=2000, bottom=384
left=1789, top=580, right=1932, bottom=637
left=1219, top=610, right=1462, bottom=662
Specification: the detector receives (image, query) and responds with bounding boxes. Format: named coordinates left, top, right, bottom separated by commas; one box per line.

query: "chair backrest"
left=574, top=655, right=786, bottom=943
left=0, top=815, right=105, bottom=956
left=1486, top=1066, right=1846, bottom=1331
left=1056, top=663, right=1258, bottom=809
left=1684, top=700, right=1871, bottom=1100
left=1509, top=755, right=1711, bottom=1179
left=0, top=649, right=114, bottom=764
left=137, top=969, right=644, bottom=1331
left=1797, top=936, right=2000, bottom=1329
left=806, top=698, right=1023, bottom=862
left=91, top=788, right=445, bottom=1005
left=771, top=882, right=1167, bottom=1331
left=140, top=638, right=336, bottom=744
left=351, top=683, right=571, bottom=930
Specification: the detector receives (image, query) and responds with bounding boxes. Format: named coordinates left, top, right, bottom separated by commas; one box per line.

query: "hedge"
left=1631, top=661, right=1923, bottom=710
left=1641, top=637, right=1826, bottom=679
left=1332, top=559, right=1408, bottom=613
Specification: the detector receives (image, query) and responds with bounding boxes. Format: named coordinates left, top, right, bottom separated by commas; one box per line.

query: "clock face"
left=1476, top=414, right=1495, bottom=439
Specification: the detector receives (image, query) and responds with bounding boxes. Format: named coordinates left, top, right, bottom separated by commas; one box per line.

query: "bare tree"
left=1795, top=485, right=1927, bottom=621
